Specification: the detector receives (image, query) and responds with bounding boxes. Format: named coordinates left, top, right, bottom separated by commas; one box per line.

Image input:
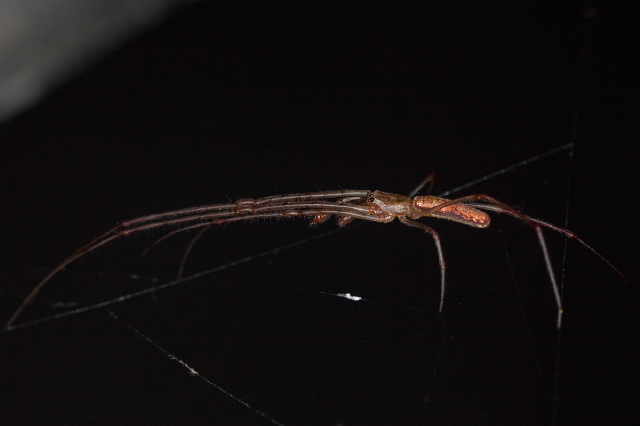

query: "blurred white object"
left=0, top=0, right=190, bottom=123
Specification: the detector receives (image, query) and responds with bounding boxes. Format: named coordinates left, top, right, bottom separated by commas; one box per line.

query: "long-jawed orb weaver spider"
left=4, top=174, right=626, bottom=329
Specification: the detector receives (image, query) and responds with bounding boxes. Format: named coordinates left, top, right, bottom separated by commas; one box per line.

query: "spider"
left=4, top=174, right=625, bottom=329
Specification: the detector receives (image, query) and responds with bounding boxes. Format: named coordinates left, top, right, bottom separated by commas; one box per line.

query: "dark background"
left=1, top=2, right=637, bottom=424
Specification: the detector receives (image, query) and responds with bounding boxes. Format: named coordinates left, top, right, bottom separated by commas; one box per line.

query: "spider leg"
left=5, top=199, right=376, bottom=329
left=469, top=203, right=628, bottom=287
left=407, top=173, right=436, bottom=198
left=177, top=225, right=211, bottom=280
left=397, top=217, right=446, bottom=313
left=421, top=194, right=563, bottom=328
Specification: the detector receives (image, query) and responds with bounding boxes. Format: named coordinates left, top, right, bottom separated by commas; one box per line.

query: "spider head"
left=366, top=191, right=413, bottom=219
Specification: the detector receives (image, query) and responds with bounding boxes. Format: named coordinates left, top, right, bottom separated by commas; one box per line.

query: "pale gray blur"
left=0, top=0, right=191, bottom=123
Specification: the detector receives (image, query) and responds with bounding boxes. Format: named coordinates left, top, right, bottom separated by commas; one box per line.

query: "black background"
left=1, top=2, right=637, bottom=424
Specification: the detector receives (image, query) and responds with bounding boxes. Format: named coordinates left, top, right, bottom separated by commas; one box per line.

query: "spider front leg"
left=397, top=217, right=447, bottom=313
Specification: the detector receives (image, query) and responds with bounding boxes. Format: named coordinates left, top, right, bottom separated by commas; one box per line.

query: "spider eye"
left=366, top=192, right=375, bottom=203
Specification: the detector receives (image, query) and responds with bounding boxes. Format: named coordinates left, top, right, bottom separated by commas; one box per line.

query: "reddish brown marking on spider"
left=413, top=195, right=490, bottom=227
